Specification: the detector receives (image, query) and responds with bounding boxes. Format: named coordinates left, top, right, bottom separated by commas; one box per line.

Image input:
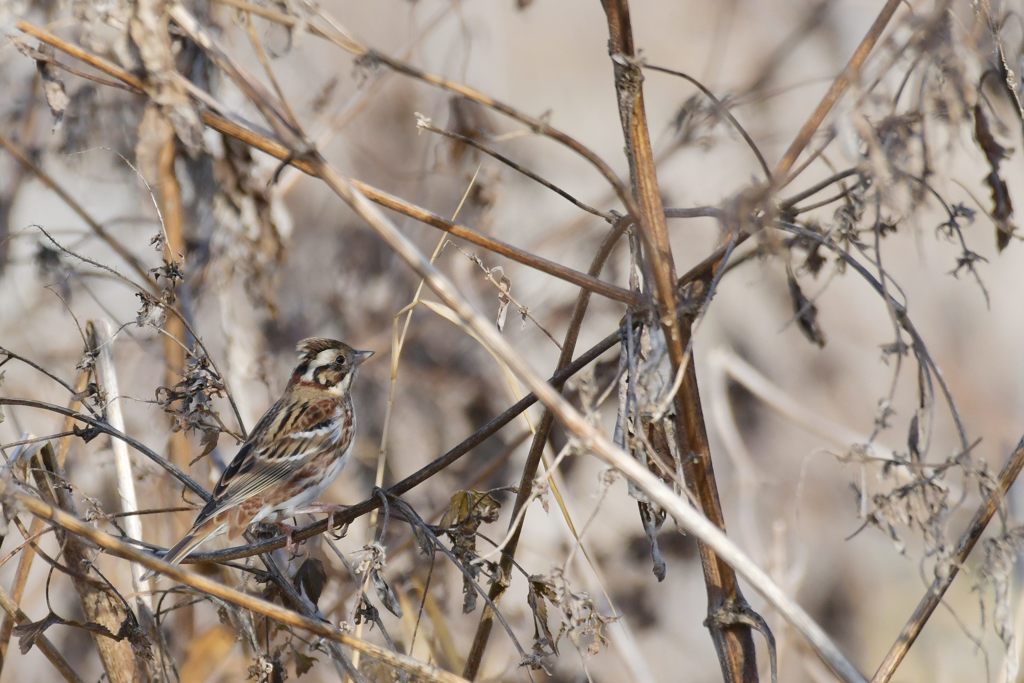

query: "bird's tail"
left=141, top=519, right=224, bottom=580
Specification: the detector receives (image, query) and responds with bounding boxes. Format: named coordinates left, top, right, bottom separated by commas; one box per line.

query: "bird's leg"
left=271, top=520, right=302, bottom=556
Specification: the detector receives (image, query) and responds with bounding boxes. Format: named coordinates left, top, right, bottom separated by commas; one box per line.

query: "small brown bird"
left=157, top=338, right=372, bottom=570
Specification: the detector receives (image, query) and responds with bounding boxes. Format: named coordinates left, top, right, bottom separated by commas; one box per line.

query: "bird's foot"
left=292, top=503, right=350, bottom=539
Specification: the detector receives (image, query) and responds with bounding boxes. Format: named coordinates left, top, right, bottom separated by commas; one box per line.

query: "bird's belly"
left=255, top=448, right=350, bottom=523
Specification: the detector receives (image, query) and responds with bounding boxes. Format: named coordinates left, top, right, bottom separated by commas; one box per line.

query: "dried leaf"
left=440, top=490, right=504, bottom=614
left=293, top=557, right=327, bottom=608
left=493, top=267, right=511, bottom=332
left=293, top=651, right=317, bottom=677
left=13, top=613, right=60, bottom=655
left=439, top=490, right=502, bottom=530
left=369, top=570, right=403, bottom=618
left=787, top=271, right=826, bottom=347
left=15, top=43, right=69, bottom=126
left=907, top=411, right=923, bottom=462
left=973, top=102, right=1016, bottom=251
left=638, top=500, right=667, bottom=582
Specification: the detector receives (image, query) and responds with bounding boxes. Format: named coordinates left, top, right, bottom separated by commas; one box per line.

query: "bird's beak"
left=352, top=349, right=374, bottom=366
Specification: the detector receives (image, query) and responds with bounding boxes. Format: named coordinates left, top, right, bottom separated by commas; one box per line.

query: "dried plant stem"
left=0, top=398, right=208, bottom=498
left=29, top=443, right=143, bottom=682
left=88, top=321, right=150, bottom=604
left=13, top=21, right=638, bottom=308
left=212, top=0, right=631, bottom=203
left=4, top=487, right=468, bottom=683
left=149, top=117, right=195, bottom=638
left=188, top=242, right=791, bottom=565
left=309, top=156, right=864, bottom=682
left=872, top=438, right=1024, bottom=683
left=462, top=218, right=628, bottom=678
left=154, top=131, right=191, bottom=467
left=601, top=2, right=758, bottom=679
left=0, top=583, right=84, bottom=683
left=772, top=0, right=902, bottom=183
left=0, top=369, right=90, bottom=674
left=0, top=132, right=154, bottom=288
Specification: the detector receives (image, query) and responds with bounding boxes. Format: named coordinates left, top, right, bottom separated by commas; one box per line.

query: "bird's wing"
left=192, top=397, right=347, bottom=526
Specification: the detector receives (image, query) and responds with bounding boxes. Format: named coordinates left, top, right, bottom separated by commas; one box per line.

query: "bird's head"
left=291, top=337, right=374, bottom=395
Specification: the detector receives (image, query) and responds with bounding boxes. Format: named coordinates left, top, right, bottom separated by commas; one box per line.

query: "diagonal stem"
left=600, top=2, right=758, bottom=679
left=461, top=218, right=630, bottom=678
left=871, top=438, right=1024, bottom=683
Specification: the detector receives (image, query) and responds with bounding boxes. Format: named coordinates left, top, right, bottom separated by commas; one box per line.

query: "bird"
left=153, top=337, right=373, bottom=573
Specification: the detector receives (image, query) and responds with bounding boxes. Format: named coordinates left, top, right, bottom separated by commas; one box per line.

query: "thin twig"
left=0, top=398, right=209, bottom=499
left=417, top=120, right=613, bottom=220
left=462, top=216, right=630, bottom=677
left=772, top=0, right=903, bottom=183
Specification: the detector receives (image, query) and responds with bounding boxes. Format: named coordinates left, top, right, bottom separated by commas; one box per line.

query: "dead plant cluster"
left=0, top=1, right=1022, bottom=682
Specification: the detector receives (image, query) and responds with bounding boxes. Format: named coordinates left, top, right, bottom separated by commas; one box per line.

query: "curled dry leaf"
left=523, top=570, right=616, bottom=667
left=787, top=270, right=827, bottom=347
left=493, top=267, right=512, bottom=332
left=355, top=543, right=402, bottom=618
left=440, top=489, right=503, bottom=613
left=293, top=557, right=327, bottom=608
left=13, top=613, right=61, bottom=655
left=973, top=101, right=1016, bottom=251
left=14, top=43, right=69, bottom=126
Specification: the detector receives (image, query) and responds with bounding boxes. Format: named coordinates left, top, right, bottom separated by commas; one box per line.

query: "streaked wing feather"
left=193, top=398, right=342, bottom=525
left=214, top=427, right=340, bottom=506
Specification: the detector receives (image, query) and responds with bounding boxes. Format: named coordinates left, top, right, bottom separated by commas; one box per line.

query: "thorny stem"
left=601, top=2, right=759, bottom=680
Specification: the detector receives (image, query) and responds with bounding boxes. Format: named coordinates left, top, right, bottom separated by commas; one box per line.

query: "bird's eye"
left=335, top=355, right=345, bottom=365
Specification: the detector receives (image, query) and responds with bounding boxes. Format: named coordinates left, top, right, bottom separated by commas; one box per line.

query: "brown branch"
left=4, top=485, right=468, bottom=683
left=871, top=438, right=1024, bottom=683
left=771, top=0, right=903, bottom=183
left=0, top=368, right=91, bottom=674
left=14, top=21, right=639, bottom=307
left=601, top=2, right=759, bottom=680
left=28, top=444, right=143, bottom=683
